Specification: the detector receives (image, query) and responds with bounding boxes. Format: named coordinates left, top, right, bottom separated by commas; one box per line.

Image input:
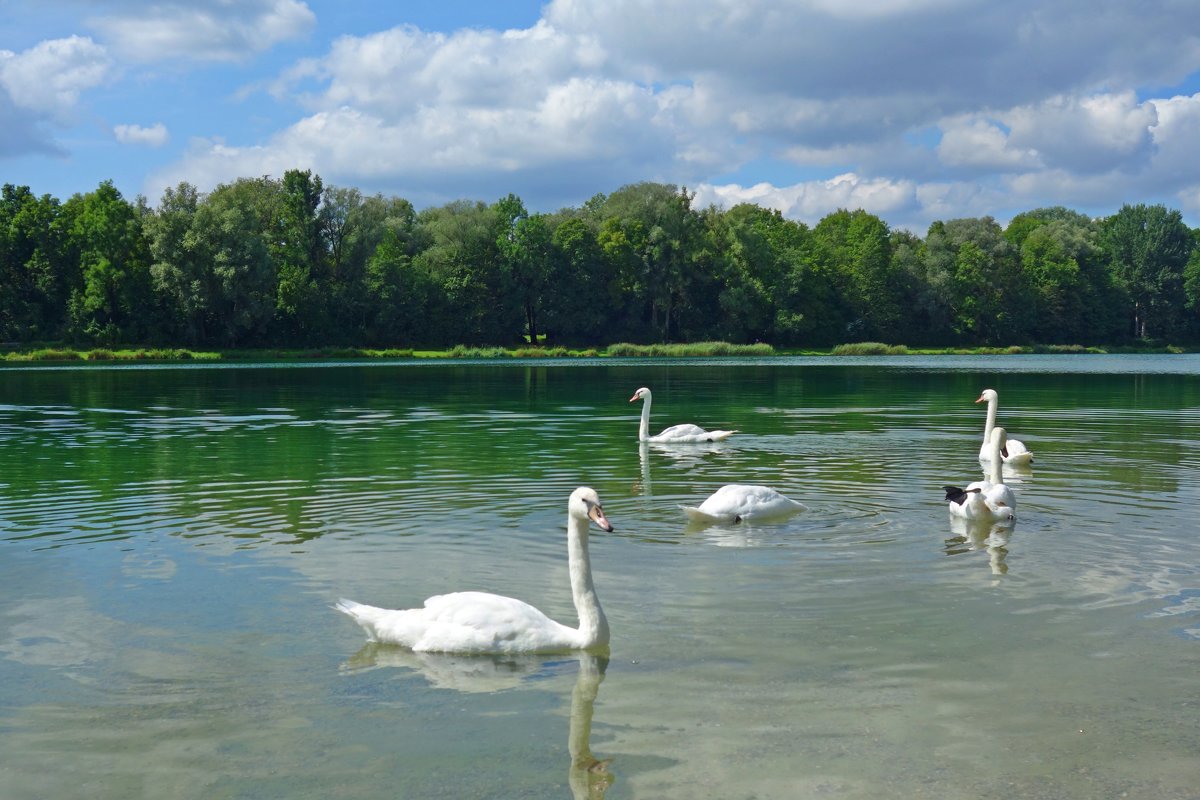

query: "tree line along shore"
left=3, top=173, right=1199, bottom=354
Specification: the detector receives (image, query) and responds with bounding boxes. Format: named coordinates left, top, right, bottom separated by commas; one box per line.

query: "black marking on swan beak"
left=733, top=515, right=743, bottom=524
left=1001, top=445, right=1010, bottom=458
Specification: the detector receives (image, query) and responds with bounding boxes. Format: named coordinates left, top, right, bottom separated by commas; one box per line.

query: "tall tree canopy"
left=1, top=176, right=1198, bottom=349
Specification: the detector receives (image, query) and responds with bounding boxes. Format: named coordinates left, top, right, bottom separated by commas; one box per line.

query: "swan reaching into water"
left=630, top=387, right=736, bottom=443
left=335, top=487, right=613, bottom=654
left=682, top=484, right=806, bottom=524
left=945, top=427, right=1016, bottom=522
left=976, top=388, right=1033, bottom=464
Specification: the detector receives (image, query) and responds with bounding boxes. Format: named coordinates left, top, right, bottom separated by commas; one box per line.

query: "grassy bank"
left=1, top=340, right=1192, bottom=364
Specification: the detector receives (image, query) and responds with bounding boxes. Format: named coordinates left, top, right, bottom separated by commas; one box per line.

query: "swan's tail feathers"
left=944, top=485, right=972, bottom=505
left=334, top=598, right=383, bottom=642
left=681, top=505, right=721, bottom=523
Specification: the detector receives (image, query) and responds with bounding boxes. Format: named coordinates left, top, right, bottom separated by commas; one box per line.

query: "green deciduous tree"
left=1008, top=208, right=1120, bottom=344
left=189, top=178, right=279, bottom=346
left=62, top=181, right=153, bottom=344
left=1100, top=203, right=1192, bottom=340
left=542, top=217, right=614, bottom=344
left=813, top=208, right=902, bottom=342
left=147, top=182, right=209, bottom=344
left=416, top=199, right=513, bottom=344
left=274, top=169, right=327, bottom=343
left=601, top=183, right=703, bottom=341
left=922, top=217, right=1029, bottom=344
left=0, top=184, right=71, bottom=341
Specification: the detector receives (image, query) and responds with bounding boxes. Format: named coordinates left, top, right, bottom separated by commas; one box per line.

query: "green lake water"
left=1, top=355, right=1198, bottom=799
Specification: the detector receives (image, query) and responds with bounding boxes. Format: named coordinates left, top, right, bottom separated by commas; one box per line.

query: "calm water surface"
left=1, top=355, right=1199, bottom=798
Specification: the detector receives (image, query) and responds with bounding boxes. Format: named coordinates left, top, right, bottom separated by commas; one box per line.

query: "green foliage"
left=606, top=341, right=775, bottom=356
left=831, top=342, right=910, bottom=355
left=1100, top=203, right=1192, bottom=340
left=2, top=175, right=1199, bottom=352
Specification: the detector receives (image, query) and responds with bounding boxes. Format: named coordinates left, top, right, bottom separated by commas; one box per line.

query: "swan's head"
left=570, top=487, right=614, bottom=532
left=629, top=387, right=651, bottom=403
left=976, top=388, right=998, bottom=404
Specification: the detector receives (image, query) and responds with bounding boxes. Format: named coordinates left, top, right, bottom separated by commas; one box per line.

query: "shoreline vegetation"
left=4, top=177, right=1200, bottom=358
left=1, top=340, right=1190, bottom=364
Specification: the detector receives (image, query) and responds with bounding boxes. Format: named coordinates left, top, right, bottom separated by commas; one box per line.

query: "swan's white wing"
left=982, top=437, right=1033, bottom=464
left=984, top=482, right=1016, bottom=510
left=1002, top=438, right=1033, bottom=464
left=337, top=593, right=579, bottom=653
left=693, top=484, right=805, bottom=521
left=650, top=423, right=736, bottom=443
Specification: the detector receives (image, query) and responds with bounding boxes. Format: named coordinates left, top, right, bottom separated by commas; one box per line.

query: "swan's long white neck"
left=637, top=392, right=652, bottom=441
left=986, top=436, right=1004, bottom=484
left=982, top=396, right=997, bottom=444
left=567, top=514, right=609, bottom=648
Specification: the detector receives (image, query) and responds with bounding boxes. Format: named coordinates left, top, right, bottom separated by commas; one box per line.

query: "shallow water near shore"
left=1, top=355, right=1198, bottom=798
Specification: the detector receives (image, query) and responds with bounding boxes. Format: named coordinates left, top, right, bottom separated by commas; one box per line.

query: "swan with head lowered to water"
left=976, top=388, right=1033, bottom=465
left=682, top=484, right=806, bottom=524
left=335, top=487, right=613, bottom=654
left=630, top=387, right=736, bottom=443
left=945, top=427, right=1016, bottom=523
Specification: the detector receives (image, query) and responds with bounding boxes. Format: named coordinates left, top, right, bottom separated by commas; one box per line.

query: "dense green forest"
left=3, top=171, right=1200, bottom=349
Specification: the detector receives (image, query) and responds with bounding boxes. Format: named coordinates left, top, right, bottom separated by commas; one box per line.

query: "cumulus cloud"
left=140, top=0, right=1200, bottom=230
left=937, top=118, right=1038, bottom=172
left=114, top=122, right=169, bottom=147
left=694, top=173, right=919, bottom=224
left=1004, top=91, right=1157, bottom=174
left=0, top=35, right=110, bottom=157
left=90, top=0, right=315, bottom=62
left=0, top=35, right=110, bottom=120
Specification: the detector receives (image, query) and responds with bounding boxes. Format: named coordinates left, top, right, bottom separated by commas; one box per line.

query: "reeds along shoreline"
left=0, top=340, right=1186, bottom=363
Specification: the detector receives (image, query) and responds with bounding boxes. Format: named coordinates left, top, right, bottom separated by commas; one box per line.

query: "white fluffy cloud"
left=0, top=35, right=110, bottom=157
left=139, top=0, right=1200, bottom=230
left=90, top=0, right=315, bottom=62
left=0, top=36, right=110, bottom=120
left=1004, top=91, right=1157, bottom=174
left=695, top=173, right=918, bottom=221
left=114, top=122, right=169, bottom=147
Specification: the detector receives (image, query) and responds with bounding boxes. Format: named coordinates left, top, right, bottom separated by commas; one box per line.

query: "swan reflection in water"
left=993, top=460, right=1033, bottom=485
left=945, top=516, right=1016, bottom=576
left=635, top=440, right=727, bottom=497
left=343, top=646, right=613, bottom=798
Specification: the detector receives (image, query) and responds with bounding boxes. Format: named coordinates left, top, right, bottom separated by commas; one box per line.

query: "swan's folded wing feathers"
left=412, top=591, right=565, bottom=652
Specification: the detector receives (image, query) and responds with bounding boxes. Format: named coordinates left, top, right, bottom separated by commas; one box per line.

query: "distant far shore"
left=1, top=340, right=1194, bottom=365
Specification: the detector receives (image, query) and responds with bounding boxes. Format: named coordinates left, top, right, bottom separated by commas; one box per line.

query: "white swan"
left=976, top=388, right=1033, bottom=464
left=682, top=484, right=806, bottom=524
left=945, top=427, right=1016, bottom=522
left=630, top=387, right=736, bottom=443
left=335, top=487, right=613, bottom=653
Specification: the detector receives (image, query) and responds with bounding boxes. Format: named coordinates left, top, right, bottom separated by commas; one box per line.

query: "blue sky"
left=3, top=0, right=1200, bottom=232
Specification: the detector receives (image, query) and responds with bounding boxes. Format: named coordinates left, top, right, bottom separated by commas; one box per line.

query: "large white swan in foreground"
left=630, top=387, right=736, bottom=443
left=336, top=487, right=613, bottom=653
left=976, top=389, right=1033, bottom=464
left=682, top=484, right=806, bottom=524
left=945, top=427, right=1016, bottom=522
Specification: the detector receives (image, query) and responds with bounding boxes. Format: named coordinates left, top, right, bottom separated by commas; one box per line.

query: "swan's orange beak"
left=974, top=394, right=985, bottom=403
left=588, top=504, right=614, bottom=532
left=629, top=393, right=640, bottom=402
